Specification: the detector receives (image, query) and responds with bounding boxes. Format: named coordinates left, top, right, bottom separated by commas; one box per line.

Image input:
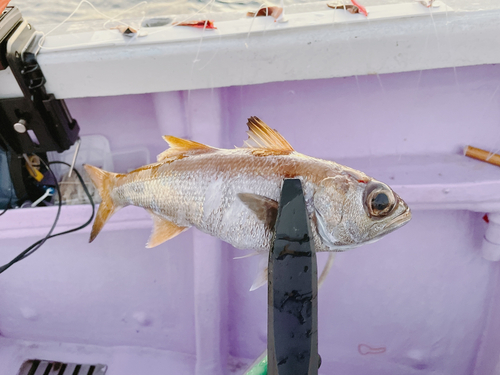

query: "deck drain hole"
left=18, top=360, right=107, bottom=375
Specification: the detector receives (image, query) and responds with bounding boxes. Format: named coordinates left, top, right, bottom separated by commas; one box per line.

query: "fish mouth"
left=385, top=200, right=412, bottom=232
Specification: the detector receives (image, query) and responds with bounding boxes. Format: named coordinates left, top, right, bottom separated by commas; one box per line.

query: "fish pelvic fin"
left=250, top=254, right=269, bottom=291
left=242, top=117, right=294, bottom=153
left=157, top=136, right=215, bottom=162
left=238, top=193, right=278, bottom=230
left=250, top=266, right=268, bottom=291
left=83, top=164, right=121, bottom=243
left=146, top=209, right=189, bottom=248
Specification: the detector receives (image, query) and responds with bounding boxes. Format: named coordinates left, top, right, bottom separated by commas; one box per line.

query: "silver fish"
left=84, top=117, right=411, bottom=255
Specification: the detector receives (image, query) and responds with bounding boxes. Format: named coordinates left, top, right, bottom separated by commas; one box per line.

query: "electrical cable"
left=0, top=159, right=95, bottom=274
left=0, top=157, right=64, bottom=272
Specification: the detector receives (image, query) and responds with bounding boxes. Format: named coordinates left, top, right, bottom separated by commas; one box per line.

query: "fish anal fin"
left=157, top=136, right=215, bottom=162
left=146, top=209, right=189, bottom=248
left=238, top=193, right=278, bottom=229
left=242, top=117, right=294, bottom=152
left=84, top=164, right=121, bottom=243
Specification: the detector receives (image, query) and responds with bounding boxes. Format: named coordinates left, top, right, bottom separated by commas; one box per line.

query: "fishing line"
left=245, top=2, right=269, bottom=46
left=102, top=1, right=148, bottom=30
left=197, top=29, right=223, bottom=71
left=37, top=0, right=223, bottom=52
left=139, top=0, right=220, bottom=38
left=428, top=5, right=441, bottom=52
left=191, top=0, right=216, bottom=65
left=486, top=134, right=500, bottom=162
left=38, top=0, right=149, bottom=51
left=330, top=0, right=344, bottom=28
left=0, top=160, right=95, bottom=275
left=318, top=252, right=335, bottom=288
left=475, top=82, right=500, bottom=161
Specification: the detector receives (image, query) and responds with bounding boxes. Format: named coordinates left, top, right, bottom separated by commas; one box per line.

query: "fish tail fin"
left=84, top=164, right=121, bottom=243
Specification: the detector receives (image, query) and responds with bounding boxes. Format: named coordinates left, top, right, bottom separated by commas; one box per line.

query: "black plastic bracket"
left=0, top=6, right=80, bottom=206
left=0, top=6, right=79, bottom=155
left=268, top=178, right=319, bottom=375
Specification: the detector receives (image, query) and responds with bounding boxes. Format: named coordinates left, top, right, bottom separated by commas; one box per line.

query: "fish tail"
left=83, top=164, right=121, bottom=243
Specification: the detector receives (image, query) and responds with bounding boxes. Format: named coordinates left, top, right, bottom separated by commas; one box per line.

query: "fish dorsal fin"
left=242, top=117, right=294, bottom=152
left=146, top=209, right=190, bottom=248
left=157, top=136, right=215, bottom=162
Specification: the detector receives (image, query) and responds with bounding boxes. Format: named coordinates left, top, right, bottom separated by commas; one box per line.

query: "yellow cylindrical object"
left=464, top=145, right=500, bottom=168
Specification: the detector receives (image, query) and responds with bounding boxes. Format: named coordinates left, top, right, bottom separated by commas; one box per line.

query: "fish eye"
left=364, top=182, right=396, bottom=218
left=372, top=192, right=389, bottom=211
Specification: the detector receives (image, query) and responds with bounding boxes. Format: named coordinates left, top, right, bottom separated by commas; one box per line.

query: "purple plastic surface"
left=1, top=64, right=500, bottom=374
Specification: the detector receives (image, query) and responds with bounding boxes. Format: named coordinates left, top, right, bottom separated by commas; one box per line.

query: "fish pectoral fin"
left=241, top=117, right=295, bottom=152
left=146, top=209, right=189, bottom=248
left=250, top=265, right=268, bottom=291
left=233, top=251, right=260, bottom=260
left=237, top=193, right=278, bottom=229
left=157, top=136, right=215, bottom=162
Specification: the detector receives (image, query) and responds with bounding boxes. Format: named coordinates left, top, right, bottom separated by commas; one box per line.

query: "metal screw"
left=27, top=24, right=31, bottom=30
left=13, top=119, right=27, bottom=133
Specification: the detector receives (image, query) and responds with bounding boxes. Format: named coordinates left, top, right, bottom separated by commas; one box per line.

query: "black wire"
left=0, top=160, right=95, bottom=274
left=0, top=158, right=64, bottom=272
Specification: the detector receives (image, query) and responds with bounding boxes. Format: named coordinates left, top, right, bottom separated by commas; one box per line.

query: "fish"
left=84, top=117, right=411, bottom=257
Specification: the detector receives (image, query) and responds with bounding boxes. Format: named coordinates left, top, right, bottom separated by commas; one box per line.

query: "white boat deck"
left=2, top=1, right=500, bottom=99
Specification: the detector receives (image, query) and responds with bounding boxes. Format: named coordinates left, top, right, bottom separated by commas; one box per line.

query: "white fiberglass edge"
left=0, top=2, right=499, bottom=99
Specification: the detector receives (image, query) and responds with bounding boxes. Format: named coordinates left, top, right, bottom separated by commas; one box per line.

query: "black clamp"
left=0, top=6, right=80, bottom=205
left=268, top=179, right=320, bottom=375
left=0, top=6, right=79, bottom=156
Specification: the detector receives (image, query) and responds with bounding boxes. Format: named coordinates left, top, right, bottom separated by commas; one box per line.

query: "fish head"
left=313, top=173, right=411, bottom=251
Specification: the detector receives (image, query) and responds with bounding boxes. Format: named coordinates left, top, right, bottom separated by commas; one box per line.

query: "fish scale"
left=114, top=150, right=325, bottom=251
